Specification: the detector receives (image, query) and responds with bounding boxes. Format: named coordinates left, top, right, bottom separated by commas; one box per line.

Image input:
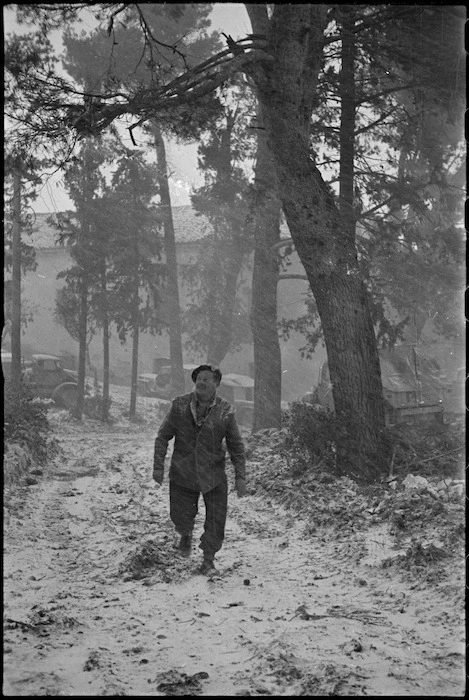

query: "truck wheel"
left=51, top=382, right=78, bottom=409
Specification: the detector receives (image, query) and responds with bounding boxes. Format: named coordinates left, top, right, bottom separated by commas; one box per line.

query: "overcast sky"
left=4, top=3, right=252, bottom=213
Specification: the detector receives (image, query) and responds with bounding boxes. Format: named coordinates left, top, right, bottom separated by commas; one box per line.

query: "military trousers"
left=169, top=479, right=228, bottom=558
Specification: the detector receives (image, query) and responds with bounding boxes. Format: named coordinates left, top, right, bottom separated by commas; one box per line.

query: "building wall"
left=20, top=249, right=74, bottom=361
left=13, top=241, right=324, bottom=402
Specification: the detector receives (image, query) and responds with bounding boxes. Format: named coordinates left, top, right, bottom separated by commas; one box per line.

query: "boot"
left=178, top=533, right=192, bottom=557
left=199, top=556, right=217, bottom=576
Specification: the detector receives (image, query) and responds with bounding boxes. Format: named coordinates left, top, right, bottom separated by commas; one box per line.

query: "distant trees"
left=4, top=168, right=29, bottom=393
left=61, top=3, right=222, bottom=396
left=3, top=165, right=39, bottom=368
left=102, top=151, right=164, bottom=419
left=4, top=34, right=51, bottom=393
left=55, top=140, right=164, bottom=419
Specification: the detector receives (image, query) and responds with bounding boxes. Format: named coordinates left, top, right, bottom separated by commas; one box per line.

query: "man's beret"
left=191, top=364, right=222, bottom=384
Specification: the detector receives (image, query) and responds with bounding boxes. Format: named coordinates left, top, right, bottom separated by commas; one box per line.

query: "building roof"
left=25, top=205, right=215, bottom=249
left=222, top=373, right=254, bottom=388
left=26, top=204, right=291, bottom=250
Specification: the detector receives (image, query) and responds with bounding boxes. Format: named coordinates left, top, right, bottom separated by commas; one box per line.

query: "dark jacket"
left=153, top=392, right=246, bottom=493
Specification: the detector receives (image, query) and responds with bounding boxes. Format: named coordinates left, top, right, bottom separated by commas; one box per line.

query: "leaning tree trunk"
left=246, top=4, right=389, bottom=479
left=338, top=5, right=356, bottom=236
left=249, top=104, right=283, bottom=432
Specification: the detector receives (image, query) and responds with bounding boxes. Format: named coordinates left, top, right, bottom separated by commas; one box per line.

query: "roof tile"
left=27, top=205, right=214, bottom=249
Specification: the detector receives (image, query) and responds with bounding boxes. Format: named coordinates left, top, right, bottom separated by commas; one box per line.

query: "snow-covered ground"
left=3, top=389, right=465, bottom=696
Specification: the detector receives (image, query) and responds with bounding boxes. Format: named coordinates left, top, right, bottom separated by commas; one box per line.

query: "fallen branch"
left=405, top=446, right=463, bottom=468
left=312, top=571, right=341, bottom=580
left=5, top=617, right=36, bottom=630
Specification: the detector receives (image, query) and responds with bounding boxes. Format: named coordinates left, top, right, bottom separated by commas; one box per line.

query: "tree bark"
left=246, top=4, right=388, bottom=479
left=74, top=272, right=88, bottom=420
left=100, top=263, right=110, bottom=421
left=338, top=6, right=356, bottom=237
left=129, top=275, right=139, bottom=420
left=249, top=105, right=283, bottom=432
left=206, top=237, right=245, bottom=366
left=205, top=112, right=247, bottom=367
left=10, top=171, right=22, bottom=393
left=152, top=124, right=185, bottom=395
left=74, top=140, right=94, bottom=420
left=74, top=248, right=90, bottom=421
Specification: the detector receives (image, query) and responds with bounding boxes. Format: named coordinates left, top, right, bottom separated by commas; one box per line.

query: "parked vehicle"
left=137, top=364, right=191, bottom=400
left=217, top=373, right=254, bottom=428
left=1, top=351, right=33, bottom=383
left=22, top=354, right=79, bottom=409
left=137, top=364, right=199, bottom=400
left=137, top=364, right=255, bottom=427
left=305, top=345, right=445, bottom=426
left=136, top=372, right=163, bottom=398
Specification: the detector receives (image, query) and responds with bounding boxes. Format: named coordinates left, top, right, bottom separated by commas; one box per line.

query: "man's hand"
left=235, top=477, right=247, bottom=498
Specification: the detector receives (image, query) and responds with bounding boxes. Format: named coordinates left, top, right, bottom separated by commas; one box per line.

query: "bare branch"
left=134, top=3, right=190, bottom=70
left=106, top=3, right=127, bottom=35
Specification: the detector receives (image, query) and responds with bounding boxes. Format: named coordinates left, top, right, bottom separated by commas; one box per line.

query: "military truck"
left=19, top=353, right=78, bottom=409
left=305, top=345, right=445, bottom=426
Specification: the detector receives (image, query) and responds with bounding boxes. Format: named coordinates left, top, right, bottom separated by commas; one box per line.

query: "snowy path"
left=3, top=424, right=465, bottom=696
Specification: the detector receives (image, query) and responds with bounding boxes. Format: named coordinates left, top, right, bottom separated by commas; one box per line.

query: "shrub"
left=83, top=392, right=112, bottom=421
left=388, top=418, right=464, bottom=480
left=3, top=382, right=54, bottom=465
left=280, top=400, right=347, bottom=476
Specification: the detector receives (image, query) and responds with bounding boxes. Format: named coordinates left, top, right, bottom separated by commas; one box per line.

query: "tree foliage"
left=5, top=3, right=224, bottom=159
left=104, top=151, right=164, bottom=342
left=54, top=146, right=164, bottom=344
left=278, top=4, right=465, bottom=354
left=184, top=82, right=256, bottom=363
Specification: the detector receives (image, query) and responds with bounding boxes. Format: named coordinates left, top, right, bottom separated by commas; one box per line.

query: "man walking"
left=152, top=364, right=247, bottom=575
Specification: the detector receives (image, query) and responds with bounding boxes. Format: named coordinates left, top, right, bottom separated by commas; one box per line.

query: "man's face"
left=195, top=370, right=218, bottom=401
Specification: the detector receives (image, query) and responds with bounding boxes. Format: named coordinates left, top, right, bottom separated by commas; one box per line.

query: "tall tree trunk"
left=129, top=281, right=140, bottom=420
left=246, top=4, right=389, bottom=479
left=10, top=171, right=22, bottom=393
left=74, top=273, right=88, bottom=419
left=100, top=263, right=110, bottom=421
left=128, top=226, right=140, bottom=420
left=249, top=106, right=283, bottom=432
left=206, top=238, right=245, bottom=365
left=152, top=123, right=185, bottom=395
left=74, top=139, right=94, bottom=420
left=338, top=6, right=356, bottom=237
left=205, top=112, right=246, bottom=366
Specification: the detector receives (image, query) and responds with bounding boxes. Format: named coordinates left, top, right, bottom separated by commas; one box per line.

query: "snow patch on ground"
left=3, top=388, right=465, bottom=696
